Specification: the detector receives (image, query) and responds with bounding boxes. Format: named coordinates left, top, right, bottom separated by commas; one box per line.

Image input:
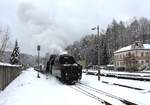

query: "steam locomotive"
left=46, top=54, right=82, bottom=84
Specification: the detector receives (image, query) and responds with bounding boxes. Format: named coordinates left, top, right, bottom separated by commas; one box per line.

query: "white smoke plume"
left=17, top=3, right=70, bottom=56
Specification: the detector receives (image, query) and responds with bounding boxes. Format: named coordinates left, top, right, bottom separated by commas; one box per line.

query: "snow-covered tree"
left=66, top=17, right=150, bottom=66
left=10, top=40, right=20, bottom=64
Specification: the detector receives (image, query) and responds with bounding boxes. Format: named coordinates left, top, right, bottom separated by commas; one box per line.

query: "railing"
left=0, top=63, right=22, bottom=90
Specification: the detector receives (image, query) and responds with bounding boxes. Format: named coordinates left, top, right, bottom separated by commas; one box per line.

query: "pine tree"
left=10, top=40, right=20, bottom=64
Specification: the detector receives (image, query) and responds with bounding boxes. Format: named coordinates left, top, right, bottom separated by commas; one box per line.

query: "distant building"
left=114, top=41, right=150, bottom=71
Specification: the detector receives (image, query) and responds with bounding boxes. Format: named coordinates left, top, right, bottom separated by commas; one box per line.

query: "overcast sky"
left=1, top=0, right=150, bottom=56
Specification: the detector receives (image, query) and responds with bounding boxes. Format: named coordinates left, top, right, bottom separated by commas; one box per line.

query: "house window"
left=146, top=60, right=149, bottom=63
left=116, top=62, right=117, bottom=66
left=114, top=55, right=116, bottom=59
left=132, top=53, right=135, bottom=57
left=128, top=52, right=131, bottom=56
left=141, top=52, right=144, bottom=57
left=145, top=52, right=149, bottom=57
left=123, top=54, right=125, bottom=58
left=115, top=55, right=117, bottom=59
left=141, top=60, right=144, bottom=64
left=117, top=62, right=119, bottom=66
left=121, top=54, right=123, bottom=59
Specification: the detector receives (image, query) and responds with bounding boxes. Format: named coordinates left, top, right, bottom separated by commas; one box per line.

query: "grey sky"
left=0, top=0, right=150, bottom=56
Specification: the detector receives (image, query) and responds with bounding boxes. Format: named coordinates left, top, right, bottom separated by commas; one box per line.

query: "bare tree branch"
left=0, top=26, right=10, bottom=62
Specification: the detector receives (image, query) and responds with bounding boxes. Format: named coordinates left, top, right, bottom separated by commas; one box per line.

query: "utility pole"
left=97, top=25, right=101, bottom=81
left=97, top=25, right=100, bottom=66
left=92, top=25, right=100, bottom=66
left=92, top=25, right=100, bottom=80
left=37, top=45, right=40, bottom=78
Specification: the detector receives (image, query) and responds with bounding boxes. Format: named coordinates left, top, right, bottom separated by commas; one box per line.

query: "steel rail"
left=77, top=82, right=138, bottom=105
left=70, top=86, right=112, bottom=105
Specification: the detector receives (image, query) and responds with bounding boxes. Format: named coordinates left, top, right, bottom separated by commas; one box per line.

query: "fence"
left=0, top=63, right=22, bottom=90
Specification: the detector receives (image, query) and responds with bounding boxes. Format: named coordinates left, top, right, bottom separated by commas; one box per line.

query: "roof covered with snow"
left=0, top=62, right=21, bottom=67
left=114, top=44, right=150, bottom=53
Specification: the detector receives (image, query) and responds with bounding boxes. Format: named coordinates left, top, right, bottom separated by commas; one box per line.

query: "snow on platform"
left=0, top=68, right=100, bottom=105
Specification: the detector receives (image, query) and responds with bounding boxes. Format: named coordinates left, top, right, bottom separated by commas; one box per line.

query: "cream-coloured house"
left=114, top=41, right=150, bottom=71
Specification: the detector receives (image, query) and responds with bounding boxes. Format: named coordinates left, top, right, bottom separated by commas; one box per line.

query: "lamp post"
left=37, top=45, right=40, bottom=78
left=92, top=25, right=101, bottom=80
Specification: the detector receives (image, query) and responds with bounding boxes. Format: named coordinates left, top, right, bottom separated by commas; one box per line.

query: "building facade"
left=114, top=41, right=150, bottom=71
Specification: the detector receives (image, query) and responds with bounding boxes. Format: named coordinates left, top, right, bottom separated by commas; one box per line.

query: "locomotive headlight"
left=65, top=73, right=68, bottom=76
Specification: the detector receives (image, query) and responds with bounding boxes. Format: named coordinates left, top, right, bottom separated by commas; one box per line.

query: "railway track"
left=70, top=82, right=138, bottom=105
left=70, top=85, right=112, bottom=105
left=102, top=81, right=143, bottom=90
left=101, top=81, right=150, bottom=94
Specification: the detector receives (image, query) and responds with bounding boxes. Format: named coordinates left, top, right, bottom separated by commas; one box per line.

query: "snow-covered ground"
left=0, top=68, right=150, bottom=105
left=83, top=69, right=150, bottom=81
left=81, top=74, right=150, bottom=105
left=0, top=68, right=100, bottom=105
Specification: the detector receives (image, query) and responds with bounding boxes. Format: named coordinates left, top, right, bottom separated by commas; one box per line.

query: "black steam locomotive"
left=46, top=54, right=82, bottom=84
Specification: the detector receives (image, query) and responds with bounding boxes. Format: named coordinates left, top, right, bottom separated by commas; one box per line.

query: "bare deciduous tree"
left=0, top=26, right=10, bottom=62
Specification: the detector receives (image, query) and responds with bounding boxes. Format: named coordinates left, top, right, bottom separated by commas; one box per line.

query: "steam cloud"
left=17, top=3, right=70, bottom=56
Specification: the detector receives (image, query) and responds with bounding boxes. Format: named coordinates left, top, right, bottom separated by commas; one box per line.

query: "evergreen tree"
left=65, top=17, right=150, bottom=66
left=10, top=40, right=20, bottom=64
left=101, top=35, right=109, bottom=65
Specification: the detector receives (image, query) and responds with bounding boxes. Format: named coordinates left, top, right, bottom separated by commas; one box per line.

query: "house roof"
left=114, top=44, right=150, bottom=53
